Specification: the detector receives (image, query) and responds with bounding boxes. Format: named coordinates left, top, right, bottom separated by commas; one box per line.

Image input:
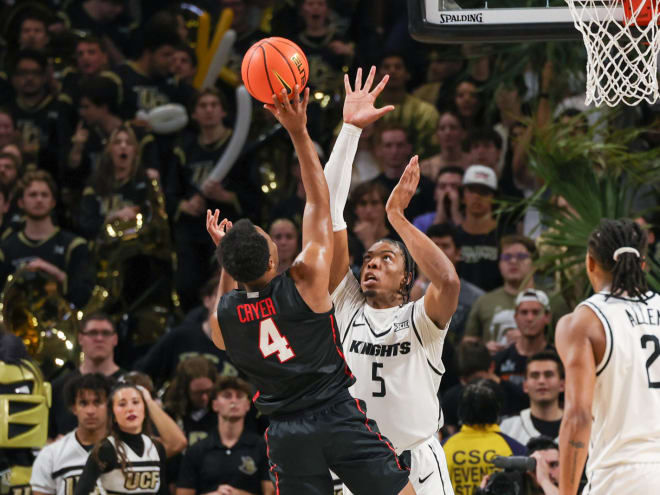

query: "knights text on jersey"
left=99, top=436, right=161, bottom=495
left=31, top=431, right=92, bottom=495
left=579, top=291, right=660, bottom=474
left=216, top=271, right=355, bottom=416
left=332, top=270, right=449, bottom=452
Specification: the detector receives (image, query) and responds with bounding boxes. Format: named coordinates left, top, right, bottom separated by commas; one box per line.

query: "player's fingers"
left=364, top=65, right=376, bottom=91
left=371, top=74, right=390, bottom=99
left=302, top=87, right=310, bottom=108
left=344, top=73, right=351, bottom=95
left=281, top=88, right=293, bottom=112
left=354, top=67, right=362, bottom=92
left=373, top=104, right=395, bottom=119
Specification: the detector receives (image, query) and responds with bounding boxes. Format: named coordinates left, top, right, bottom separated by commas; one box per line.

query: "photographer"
left=528, top=436, right=559, bottom=495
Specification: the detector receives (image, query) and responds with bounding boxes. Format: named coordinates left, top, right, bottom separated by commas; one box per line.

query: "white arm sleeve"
left=324, top=123, right=362, bottom=232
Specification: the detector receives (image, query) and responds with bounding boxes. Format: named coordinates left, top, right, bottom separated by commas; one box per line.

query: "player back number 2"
left=259, top=317, right=295, bottom=362
left=641, top=334, right=660, bottom=389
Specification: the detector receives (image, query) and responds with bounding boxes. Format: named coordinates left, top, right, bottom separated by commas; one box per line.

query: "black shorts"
left=265, top=393, right=410, bottom=495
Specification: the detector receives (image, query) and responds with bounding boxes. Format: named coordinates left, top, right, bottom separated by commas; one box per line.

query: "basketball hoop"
left=565, top=0, right=660, bottom=106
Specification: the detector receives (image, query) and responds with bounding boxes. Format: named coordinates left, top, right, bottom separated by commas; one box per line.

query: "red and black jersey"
left=216, top=271, right=354, bottom=416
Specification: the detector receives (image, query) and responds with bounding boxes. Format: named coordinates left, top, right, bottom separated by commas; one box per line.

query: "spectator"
left=73, top=383, right=187, bottom=495
left=49, top=313, right=125, bottom=439
left=77, top=125, right=152, bottom=240
left=494, top=290, right=556, bottom=414
left=412, top=166, right=464, bottom=233
left=18, top=14, right=50, bottom=52
left=176, top=377, right=274, bottom=495
left=0, top=170, right=95, bottom=307
left=374, top=52, right=440, bottom=159
left=452, top=78, right=486, bottom=131
left=464, top=234, right=537, bottom=353
left=7, top=50, right=60, bottom=174
left=136, top=276, right=239, bottom=388
left=64, top=0, right=133, bottom=64
left=455, top=165, right=509, bottom=292
left=501, top=351, right=564, bottom=446
left=169, top=88, right=255, bottom=311
left=31, top=374, right=112, bottom=495
left=218, top=0, right=268, bottom=80
left=413, top=47, right=465, bottom=109
left=441, top=341, right=519, bottom=435
left=412, top=223, right=484, bottom=343
left=269, top=218, right=300, bottom=275
left=420, top=110, right=471, bottom=181
left=0, top=109, right=18, bottom=149
left=443, top=379, right=526, bottom=495
left=0, top=152, right=21, bottom=232
left=164, top=357, right=220, bottom=447
left=350, top=122, right=381, bottom=189
left=171, top=45, right=197, bottom=85
left=373, top=123, right=435, bottom=220
left=115, top=13, right=194, bottom=121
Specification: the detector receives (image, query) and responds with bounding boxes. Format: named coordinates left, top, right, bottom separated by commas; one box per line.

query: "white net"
left=565, top=0, right=660, bottom=106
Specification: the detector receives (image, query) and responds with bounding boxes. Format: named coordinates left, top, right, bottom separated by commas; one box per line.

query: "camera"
left=475, top=456, right=538, bottom=495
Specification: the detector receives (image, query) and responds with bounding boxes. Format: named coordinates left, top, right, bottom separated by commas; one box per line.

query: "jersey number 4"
left=259, top=317, right=295, bottom=362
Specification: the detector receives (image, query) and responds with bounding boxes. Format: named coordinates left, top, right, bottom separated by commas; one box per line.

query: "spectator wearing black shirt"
left=0, top=170, right=94, bottom=307
left=136, top=276, right=239, bottom=388
left=0, top=152, right=22, bottom=232
left=77, top=125, right=151, bottom=240
left=500, top=351, right=564, bottom=446
left=176, top=377, right=274, bottom=495
left=7, top=50, right=60, bottom=174
left=49, top=313, right=125, bottom=439
left=455, top=165, right=510, bottom=292
left=373, top=123, right=435, bottom=220
left=494, top=290, right=555, bottom=414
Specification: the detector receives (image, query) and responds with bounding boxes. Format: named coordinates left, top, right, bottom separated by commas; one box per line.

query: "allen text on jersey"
left=625, top=306, right=660, bottom=327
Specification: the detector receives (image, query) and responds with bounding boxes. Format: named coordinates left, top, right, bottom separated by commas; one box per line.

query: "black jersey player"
left=205, top=78, right=416, bottom=495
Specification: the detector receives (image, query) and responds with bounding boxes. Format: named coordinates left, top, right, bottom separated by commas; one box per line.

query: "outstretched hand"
left=386, top=155, right=420, bottom=215
left=263, top=85, right=309, bottom=135
left=343, top=66, right=394, bottom=129
left=206, top=209, right=233, bottom=247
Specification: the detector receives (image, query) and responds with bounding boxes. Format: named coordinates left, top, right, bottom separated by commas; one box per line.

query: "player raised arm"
left=326, top=66, right=394, bottom=293
left=264, top=86, right=333, bottom=312
left=386, top=156, right=460, bottom=328
left=556, top=308, right=600, bottom=495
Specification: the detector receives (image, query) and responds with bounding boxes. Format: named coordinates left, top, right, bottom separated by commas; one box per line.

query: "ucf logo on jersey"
left=124, top=471, right=160, bottom=490
left=238, top=457, right=257, bottom=476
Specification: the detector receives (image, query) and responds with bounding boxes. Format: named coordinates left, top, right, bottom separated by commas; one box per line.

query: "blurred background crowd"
left=2, top=0, right=660, bottom=494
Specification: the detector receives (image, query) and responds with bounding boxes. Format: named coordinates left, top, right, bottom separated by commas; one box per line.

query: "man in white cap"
left=494, top=289, right=555, bottom=413
left=455, top=164, right=514, bottom=292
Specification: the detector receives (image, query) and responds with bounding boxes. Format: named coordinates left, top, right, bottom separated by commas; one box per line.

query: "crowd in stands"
left=2, top=1, right=658, bottom=494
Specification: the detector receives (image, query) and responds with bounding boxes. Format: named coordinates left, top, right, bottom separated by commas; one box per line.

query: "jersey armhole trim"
left=410, top=305, right=443, bottom=377
left=582, top=301, right=614, bottom=377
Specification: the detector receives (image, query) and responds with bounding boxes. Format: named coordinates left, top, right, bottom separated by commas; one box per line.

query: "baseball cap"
left=463, top=165, right=497, bottom=191
left=515, top=289, right=550, bottom=311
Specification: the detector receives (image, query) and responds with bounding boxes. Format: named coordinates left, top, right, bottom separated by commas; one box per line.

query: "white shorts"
left=586, top=463, right=660, bottom=494
left=342, top=435, right=454, bottom=495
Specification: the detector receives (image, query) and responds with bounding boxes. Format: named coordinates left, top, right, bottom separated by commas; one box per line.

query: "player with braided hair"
left=557, top=218, right=660, bottom=495
left=327, top=67, right=460, bottom=495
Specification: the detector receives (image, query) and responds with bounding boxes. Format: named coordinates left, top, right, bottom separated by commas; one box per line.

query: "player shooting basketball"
left=205, top=75, right=418, bottom=495
left=326, top=68, right=460, bottom=495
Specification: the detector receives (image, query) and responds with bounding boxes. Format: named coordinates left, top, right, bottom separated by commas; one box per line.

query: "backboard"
left=408, top=0, right=625, bottom=43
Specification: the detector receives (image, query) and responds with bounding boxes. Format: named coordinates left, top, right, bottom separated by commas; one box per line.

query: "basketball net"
left=565, top=0, right=660, bottom=106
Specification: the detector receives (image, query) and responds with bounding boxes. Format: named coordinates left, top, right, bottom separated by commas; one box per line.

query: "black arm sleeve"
left=74, top=440, right=117, bottom=495
left=77, top=193, right=104, bottom=240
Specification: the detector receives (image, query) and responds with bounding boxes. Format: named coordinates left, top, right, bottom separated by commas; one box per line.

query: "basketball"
left=241, top=37, right=309, bottom=104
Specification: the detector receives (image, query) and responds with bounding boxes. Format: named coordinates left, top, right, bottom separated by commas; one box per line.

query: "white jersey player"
left=32, top=374, right=111, bottom=495
left=556, top=218, right=660, bottom=495
left=324, top=67, right=460, bottom=495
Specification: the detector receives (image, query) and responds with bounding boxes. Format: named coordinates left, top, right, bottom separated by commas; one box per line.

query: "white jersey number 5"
left=259, top=317, right=295, bottom=362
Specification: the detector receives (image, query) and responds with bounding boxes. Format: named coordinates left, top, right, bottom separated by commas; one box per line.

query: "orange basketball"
left=241, top=37, right=309, bottom=104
